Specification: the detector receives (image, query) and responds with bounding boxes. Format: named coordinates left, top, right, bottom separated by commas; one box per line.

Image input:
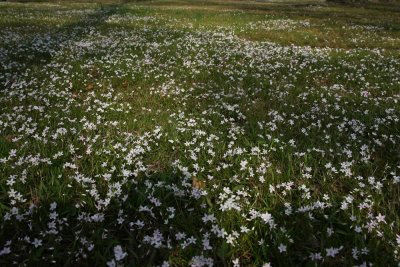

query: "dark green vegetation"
left=0, top=1, right=399, bottom=266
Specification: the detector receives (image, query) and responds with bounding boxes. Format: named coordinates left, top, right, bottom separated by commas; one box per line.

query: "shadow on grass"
left=1, top=3, right=122, bottom=88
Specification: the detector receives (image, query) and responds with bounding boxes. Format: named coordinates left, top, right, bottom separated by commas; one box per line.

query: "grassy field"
left=0, top=0, right=400, bottom=266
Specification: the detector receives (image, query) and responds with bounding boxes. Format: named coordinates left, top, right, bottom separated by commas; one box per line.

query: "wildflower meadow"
left=0, top=0, right=399, bottom=266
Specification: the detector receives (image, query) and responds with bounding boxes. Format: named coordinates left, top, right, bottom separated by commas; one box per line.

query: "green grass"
left=0, top=0, right=399, bottom=266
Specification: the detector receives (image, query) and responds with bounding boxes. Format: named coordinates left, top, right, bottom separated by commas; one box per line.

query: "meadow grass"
left=0, top=0, right=399, bottom=266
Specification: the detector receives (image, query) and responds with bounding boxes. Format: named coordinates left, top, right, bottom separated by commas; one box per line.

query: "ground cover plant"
left=0, top=0, right=400, bottom=266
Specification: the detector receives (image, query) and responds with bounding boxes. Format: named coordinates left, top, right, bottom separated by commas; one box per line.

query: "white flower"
left=113, top=245, right=127, bottom=261
left=107, top=259, right=116, bottom=267
left=190, top=255, right=213, bottom=267
left=376, top=213, right=386, bottom=223
left=309, top=253, right=322, bottom=261
left=32, top=238, right=42, bottom=248
left=260, top=212, right=273, bottom=224
left=278, top=243, right=287, bottom=253
left=0, top=247, right=11, bottom=255
left=326, top=246, right=342, bottom=257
